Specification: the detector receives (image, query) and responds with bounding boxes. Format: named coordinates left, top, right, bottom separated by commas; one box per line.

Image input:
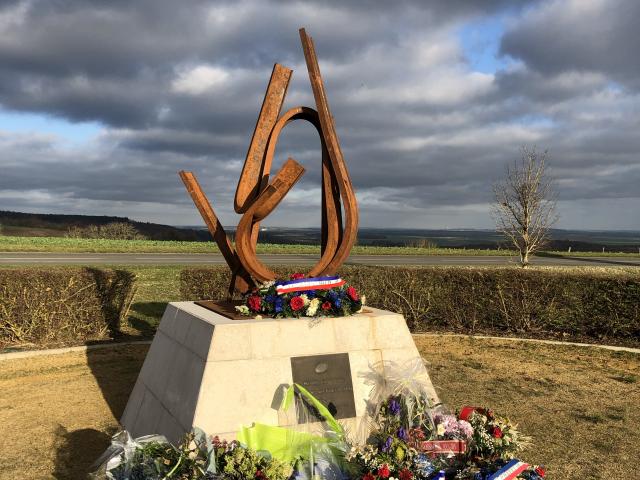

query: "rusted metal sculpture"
left=179, top=28, right=358, bottom=296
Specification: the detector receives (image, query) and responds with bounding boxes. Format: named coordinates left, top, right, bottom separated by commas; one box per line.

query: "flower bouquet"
left=411, top=412, right=473, bottom=457
left=345, top=395, right=543, bottom=480
left=459, top=407, right=531, bottom=462
left=235, top=273, right=365, bottom=318
left=343, top=363, right=542, bottom=480
left=91, top=430, right=293, bottom=480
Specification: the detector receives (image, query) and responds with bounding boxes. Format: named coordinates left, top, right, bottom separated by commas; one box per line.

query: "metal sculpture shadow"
left=179, top=28, right=358, bottom=296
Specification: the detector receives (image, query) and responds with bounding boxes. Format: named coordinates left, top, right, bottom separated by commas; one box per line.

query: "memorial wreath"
left=235, top=274, right=365, bottom=319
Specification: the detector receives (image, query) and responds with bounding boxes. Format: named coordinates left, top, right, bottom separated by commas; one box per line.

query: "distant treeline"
left=0, top=210, right=210, bottom=241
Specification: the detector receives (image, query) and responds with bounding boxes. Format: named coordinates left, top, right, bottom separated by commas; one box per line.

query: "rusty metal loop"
left=235, top=106, right=344, bottom=282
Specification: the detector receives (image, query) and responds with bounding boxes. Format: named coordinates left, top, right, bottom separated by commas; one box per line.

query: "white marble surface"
left=121, top=302, right=439, bottom=443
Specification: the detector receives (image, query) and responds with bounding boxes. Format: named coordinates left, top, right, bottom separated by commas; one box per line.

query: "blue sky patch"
left=0, top=109, right=102, bottom=144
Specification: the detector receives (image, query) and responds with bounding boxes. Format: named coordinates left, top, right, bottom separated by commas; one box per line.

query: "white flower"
left=299, top=294, right=310, bottom=306
left=188, top=440, right=198, bottom=459
left=235, top=305, right=250, bottom=314
left=254, top=315, right=263, bottom=320
left=306, top=298, right=320, bottom=316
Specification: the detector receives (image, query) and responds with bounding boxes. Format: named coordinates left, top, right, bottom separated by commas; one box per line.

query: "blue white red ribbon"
left=433, top=471, right=446, bottom=480
left=487, top=459, right=529, bottom=480
left=276, top=276, right=345, bottom=294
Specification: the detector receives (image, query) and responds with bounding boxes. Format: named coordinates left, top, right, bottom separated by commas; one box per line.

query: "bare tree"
left=492, top=146, right=557, bottom=267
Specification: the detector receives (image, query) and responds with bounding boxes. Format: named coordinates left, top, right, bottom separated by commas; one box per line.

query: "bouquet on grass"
left=236, top=273, right=365, bottom=318
left=90, top=429, right=293, bottom=480
left=344, top=361, right=543, bottom=480
left=345, top=396, right=543, bottom=479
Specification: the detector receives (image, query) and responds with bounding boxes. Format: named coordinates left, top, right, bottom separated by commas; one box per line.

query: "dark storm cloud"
left=500, top=0, right=640, bottom=89
left=0, top=0, right=638, bottom=228
left=0, top=0, right=523, bottom=126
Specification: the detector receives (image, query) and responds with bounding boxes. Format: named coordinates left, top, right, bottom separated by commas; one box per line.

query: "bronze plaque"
left=290, top=353, right=356, bottom=422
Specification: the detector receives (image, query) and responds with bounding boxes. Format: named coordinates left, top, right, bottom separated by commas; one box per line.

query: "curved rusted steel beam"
left=178, top=170, right=254, bottom=295
left=235, top=64, right=292, bottom=214
left=318, top=143, right=343, bottom=274
left=299, top=28, right=359, bottom=275
left=234, top=63, right=292, bottom=257
left=236, top=158, right=306, bottom=281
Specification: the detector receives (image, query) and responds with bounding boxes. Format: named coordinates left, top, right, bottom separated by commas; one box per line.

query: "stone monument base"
left=121, top=302, right=439, bottom=444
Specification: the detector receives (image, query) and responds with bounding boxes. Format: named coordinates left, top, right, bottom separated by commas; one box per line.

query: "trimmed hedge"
left=0, top=267, right=136, bottom=347
left=180, top=266, right=640, bottom=342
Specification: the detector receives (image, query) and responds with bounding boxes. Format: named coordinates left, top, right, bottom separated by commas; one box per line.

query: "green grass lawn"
left=0, top=235, right=638, bottom=257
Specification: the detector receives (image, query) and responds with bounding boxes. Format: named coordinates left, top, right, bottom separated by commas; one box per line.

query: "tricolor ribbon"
left=487, top=459, right=530, bottom=480
left=433, top=471, right=446, bottom=480
left=275, top=276, right=345, bottom=294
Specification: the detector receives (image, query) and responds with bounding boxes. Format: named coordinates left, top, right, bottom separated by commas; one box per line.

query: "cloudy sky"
left=0, top=0, right=638, bottom=230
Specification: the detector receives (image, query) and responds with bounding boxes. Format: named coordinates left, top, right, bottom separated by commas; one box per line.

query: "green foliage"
left=105, top=431, right=213, bottom=480
left=110, top=441, right=179, bottom=480
left=180, top=266, right=640, bottom=342
left=218, top=445, right=292, bottom=480
left=66, top=222, right=147, bottom=240
left=0, top=267, right=136, bottom=347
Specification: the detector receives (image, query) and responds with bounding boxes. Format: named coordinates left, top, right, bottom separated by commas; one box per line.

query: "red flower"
left=492, top=426, right=503, bottom=438
left=255, top=470, right=266, bottom=479
left=399, top=468, right=413, bottom=480
left=290, top=272, right=305, bottom=280
left=535, top=466, right=546, bottom=477
left=346, top=286, right=359, bottom=301
left=377, top=464, right=390, bottom=478
left=321, top=301, right=332, bottom=311
left=248, top=295, right=262, bottom=312
left=290, top=296, right=305, bottom=311
left=362, top=473, right=375, bottom=480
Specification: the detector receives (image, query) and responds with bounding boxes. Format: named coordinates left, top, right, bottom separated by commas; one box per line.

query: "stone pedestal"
left=121, top=302, right=438, bottom=444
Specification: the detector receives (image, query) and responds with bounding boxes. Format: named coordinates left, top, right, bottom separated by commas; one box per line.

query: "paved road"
left=0, top=252, right=638, bottom=267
